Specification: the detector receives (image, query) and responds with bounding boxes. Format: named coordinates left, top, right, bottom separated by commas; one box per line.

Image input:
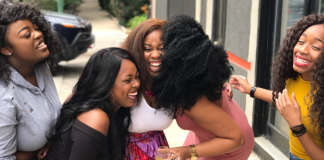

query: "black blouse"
left=44, top=119, right=108, bottom=160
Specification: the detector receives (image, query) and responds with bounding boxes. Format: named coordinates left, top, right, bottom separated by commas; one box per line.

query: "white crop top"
left=129, top=96, right=173, bottom=133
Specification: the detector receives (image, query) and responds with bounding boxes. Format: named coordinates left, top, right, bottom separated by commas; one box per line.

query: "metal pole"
left=58, top=0, right=64, bottom=13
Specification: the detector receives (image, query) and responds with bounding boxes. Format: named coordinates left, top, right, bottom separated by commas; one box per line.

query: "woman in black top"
left=44, top=48, right=141, bottom=160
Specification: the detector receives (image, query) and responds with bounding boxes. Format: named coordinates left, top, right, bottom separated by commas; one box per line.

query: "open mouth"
left=128, top=91, right=138, bottom=101
left=294, top=55, right=311, bottom=67
left=149, top=61, right=162, bottom=72
left=36, top=40, right=47, bottom=50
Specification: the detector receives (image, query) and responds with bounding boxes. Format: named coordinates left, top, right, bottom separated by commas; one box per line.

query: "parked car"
left=42, top=10, right=95, bottom=61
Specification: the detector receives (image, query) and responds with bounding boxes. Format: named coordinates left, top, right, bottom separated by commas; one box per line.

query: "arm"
left=276, top=89, right=324, bottom=160
left=69, top=108, right=109, bottom=160
left=230, top=75, right=273, bottom=103
left=15, top=151, right=38, bottom=160
left=0, top=105, right=17, bottom=160
left=167, top=96, right=244, bottom=160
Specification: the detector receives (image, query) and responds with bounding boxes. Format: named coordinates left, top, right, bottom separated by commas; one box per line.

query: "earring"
left=111, top=92, right=115, bottom=103
left=8, top=53, right=12, bottom=56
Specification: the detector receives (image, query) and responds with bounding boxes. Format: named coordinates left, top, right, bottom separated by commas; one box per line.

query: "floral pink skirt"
left=125, top=131, right=169, bottom=160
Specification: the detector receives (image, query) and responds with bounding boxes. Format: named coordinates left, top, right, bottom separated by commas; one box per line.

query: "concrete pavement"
left=52, top=0, right=260, bottom=159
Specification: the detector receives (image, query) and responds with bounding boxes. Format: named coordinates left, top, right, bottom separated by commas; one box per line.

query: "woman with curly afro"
left=152, top=14, right=254, bottom=160
left=0, top=1, right=62, bottom=159
left=120, top=17, right=235, bottom=160
left=230, top=14, right=324, bottom=160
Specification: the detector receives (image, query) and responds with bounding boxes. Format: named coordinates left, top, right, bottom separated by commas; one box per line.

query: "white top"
left=0, top=62, right=61, bottom=160
left=129, top=96, right=173, bottom=133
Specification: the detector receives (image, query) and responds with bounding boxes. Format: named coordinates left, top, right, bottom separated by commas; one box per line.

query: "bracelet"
left=290, top=124, right=306, bottom=137
left=189, top=145, right=198, bottom=160
left=250, top=86, right=257, bottom=98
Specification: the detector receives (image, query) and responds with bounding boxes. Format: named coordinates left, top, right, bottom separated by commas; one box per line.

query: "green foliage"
left=24, top=0, right=57, bottom=11
left=99, top=0, right=150, bottom=26
left=24, top=0, right=82, bottom=12
left=126, top=13, right=147, bottom=29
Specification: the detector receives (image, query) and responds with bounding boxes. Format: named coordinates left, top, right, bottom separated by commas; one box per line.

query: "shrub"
left=126, top=13, right=147, bottom=29
left=106, top=0, right=150, bottom=26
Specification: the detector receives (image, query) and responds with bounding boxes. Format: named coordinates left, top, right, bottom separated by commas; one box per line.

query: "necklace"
left=145, top=89, right=155, bottom=97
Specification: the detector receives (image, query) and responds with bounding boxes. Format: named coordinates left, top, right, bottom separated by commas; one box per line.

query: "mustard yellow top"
left=286, top=75, right=322, bottom=160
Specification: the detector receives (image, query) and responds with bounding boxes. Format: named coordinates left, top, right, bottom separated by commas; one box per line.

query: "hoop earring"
left=111, top=92, right=115, bottom=103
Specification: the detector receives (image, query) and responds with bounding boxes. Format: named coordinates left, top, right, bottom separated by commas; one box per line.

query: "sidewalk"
left=53, top=0, right=260, bottom=159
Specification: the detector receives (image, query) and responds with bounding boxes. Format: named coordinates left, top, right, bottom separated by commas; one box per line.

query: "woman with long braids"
left=0, top=1, right=62, bottom=159
left=44, top=48, right=140, bottom=160
left=230, top=14, right=324, bottom=160
left=152, top=14, right=253, bottom=160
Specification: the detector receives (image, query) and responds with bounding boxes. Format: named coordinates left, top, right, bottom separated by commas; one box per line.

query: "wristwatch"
left=189, top=145, right=198, bottom=160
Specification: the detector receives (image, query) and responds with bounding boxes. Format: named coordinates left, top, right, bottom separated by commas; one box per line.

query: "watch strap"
left=189, top=145, right=198, bottom=160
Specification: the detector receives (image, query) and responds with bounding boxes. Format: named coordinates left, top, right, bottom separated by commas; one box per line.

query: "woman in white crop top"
left=121, top=19, right=172, bottom=160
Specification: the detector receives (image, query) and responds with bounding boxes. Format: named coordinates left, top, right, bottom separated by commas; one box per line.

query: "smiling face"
left=1, top=20, right=49, bottom=66
left=293, top=24, right=324, bottom=81
left=111, top=59, right=140, bottom=109
left=143, top=30, right=163, bottom=77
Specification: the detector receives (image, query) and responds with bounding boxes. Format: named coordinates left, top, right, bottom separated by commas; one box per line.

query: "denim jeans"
left=289, top=152, right=304, bottom=160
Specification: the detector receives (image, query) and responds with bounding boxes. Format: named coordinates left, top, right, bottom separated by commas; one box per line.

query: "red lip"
left=295, top=55, right=310, bottom=61
left=294, top=56, right=310, bottom=67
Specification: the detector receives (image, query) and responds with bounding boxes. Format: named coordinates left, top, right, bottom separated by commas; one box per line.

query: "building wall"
left=223, top=0, right=252, bottom=112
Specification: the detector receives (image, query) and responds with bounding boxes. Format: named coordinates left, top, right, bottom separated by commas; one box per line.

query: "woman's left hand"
left=163, top=146, right=191, bottom=160
left=276, top=89, right=302, bottom=127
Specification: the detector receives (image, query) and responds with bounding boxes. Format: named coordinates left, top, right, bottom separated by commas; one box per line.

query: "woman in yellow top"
left=230, top=14, right=324, bottom=160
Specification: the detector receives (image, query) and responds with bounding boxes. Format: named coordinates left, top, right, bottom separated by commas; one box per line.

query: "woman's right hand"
left=229, top=75, right=252, bottom=95
left=160, top=146, right=191, bottom=160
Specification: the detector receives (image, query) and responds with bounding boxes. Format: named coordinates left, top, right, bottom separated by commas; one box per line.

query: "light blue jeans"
left=289, top=152, right=304, bottom=160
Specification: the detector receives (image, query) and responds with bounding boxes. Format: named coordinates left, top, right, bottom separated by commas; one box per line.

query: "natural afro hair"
left=152, top=14, right=233, bottom=117
left=0, top=0, right=62, bottom=85
left=271, top=14, right=324, bottom=141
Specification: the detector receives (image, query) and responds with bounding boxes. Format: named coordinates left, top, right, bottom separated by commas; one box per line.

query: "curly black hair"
left=271, top=14, right=324, bottom=140
left=152, top=14, right=233, bottom=117
left=0, top=0, right=62, bottom=85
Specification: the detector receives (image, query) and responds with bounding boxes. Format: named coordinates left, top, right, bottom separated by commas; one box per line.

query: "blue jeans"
left=289, top=152, right=304, bottom=160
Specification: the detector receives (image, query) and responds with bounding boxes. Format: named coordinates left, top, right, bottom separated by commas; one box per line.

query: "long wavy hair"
left=121, top=18, right=166, bottom=92
left=152, top=14, right=233, bottom=117
left=54, top=48, right=139, bottom=159
left=0, top=0, right=62, bottom=85
left=271, top=14, right=324, bottom=140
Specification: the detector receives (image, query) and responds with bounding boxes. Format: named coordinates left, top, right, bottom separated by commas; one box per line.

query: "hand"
left=224, top=82, right=233, bottom=100
left=229, top=75, right=252, bottom=94
left=162, top=146, right=191, bottom=160
left=37, top=142, right=51, bottom=160
left=275, top=89, right=302, bottom=128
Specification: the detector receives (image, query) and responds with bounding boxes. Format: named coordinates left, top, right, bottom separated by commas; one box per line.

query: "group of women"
left=1, top=0, right=324, bottom=160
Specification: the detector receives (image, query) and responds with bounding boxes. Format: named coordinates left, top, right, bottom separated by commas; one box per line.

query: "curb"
left=108, top=14, right=132, bottom=35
